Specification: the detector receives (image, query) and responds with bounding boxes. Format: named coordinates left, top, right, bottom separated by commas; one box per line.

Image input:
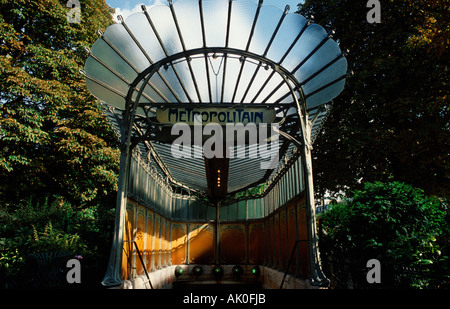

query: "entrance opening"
left=83, top=0, right=347, bottom=289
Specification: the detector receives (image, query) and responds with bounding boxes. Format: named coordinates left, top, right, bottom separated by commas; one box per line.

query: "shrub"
left=0, top=195, right=115, bottom=288
left=29, top=221, right=87, bottom=254
left=319, top=181, right=449, bottom=288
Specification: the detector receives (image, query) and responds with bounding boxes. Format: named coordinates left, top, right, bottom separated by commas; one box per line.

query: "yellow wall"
left=122, top=195, right=309, bottom=279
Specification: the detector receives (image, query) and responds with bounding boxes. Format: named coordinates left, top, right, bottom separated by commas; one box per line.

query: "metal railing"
left=280, top=240, right=306, bottom=289
left=124, top=240, right=154, bottom=289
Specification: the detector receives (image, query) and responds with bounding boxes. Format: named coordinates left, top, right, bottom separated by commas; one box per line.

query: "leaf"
left=0, top=0, right=118, bottom=205
left=419, top=259, right=433, bottom=265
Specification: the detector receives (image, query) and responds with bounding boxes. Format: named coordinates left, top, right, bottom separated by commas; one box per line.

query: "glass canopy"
left=83, top=0, right=347, bottom=198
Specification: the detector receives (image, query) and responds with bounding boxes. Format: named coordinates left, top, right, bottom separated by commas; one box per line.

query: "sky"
left=105, top=0, right=303, bottom=22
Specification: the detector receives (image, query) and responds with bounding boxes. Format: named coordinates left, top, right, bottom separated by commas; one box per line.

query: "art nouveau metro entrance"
left=83, top=0, right=347, bottom=289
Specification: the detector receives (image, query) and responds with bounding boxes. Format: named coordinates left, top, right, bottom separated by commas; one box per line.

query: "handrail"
left=280, top=240, right=306, bottom=289
left=124, top=240, right=154, bottom=289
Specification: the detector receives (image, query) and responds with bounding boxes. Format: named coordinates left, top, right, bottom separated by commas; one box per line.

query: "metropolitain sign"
left=156, top=107, right=276, bottom=125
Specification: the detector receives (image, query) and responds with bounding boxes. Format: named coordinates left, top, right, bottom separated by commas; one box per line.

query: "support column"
left=101, top=70, right=152, bottom=287
left=101, top=141, right=132, bottom=287
left=215, top=201, right=220, bottom=265
left=300, top=122, right=328, bottom=286
left=280, top=74, right=328, bottom=286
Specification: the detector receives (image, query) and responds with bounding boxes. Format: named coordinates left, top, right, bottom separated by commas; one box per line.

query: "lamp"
left=212, top=265, right=224, bottom=278
left=174, top=266, right=184, bottom=279
left=232, top=265, right=244, bottom=279
left=192, top=265, right=203, bottom=278
left=251, top=265, right=260, bottom=277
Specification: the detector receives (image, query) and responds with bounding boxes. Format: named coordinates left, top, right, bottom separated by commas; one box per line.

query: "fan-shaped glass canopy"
left=83, top=0, right=347, bottom=198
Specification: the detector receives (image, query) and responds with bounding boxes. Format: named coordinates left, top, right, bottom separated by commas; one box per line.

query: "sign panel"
left=156, top=107, right=276, bottom=125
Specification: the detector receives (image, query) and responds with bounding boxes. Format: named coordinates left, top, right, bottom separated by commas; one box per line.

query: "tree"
left=299, top=0, right=449, bottom=197
left=319, top=181, right=449, bottom=288
left=0, top=0, right=119, bottom=206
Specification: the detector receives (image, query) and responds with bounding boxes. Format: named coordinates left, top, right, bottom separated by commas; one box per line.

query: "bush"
left=0, top=195, right=115, bottom=288
left=319, top=181, right=449, bottom=288
left=29, top=221, right=87, bottom=254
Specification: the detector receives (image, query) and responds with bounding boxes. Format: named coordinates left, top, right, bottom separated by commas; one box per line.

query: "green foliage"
left=29, top=221, right=86, bottom=254
left=299, top=0, right=449, bottom=197
left=0, top=195, right=115, bottom=288
left=319, top=181, right=449, bottom=288
left=0, top=240, right=25, bottom=277
left=0, top=0, right=120, bottom=206
left=0, top=0, right=119, bottom=286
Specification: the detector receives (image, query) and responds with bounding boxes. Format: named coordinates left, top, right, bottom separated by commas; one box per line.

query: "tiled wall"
left=122, top=193, right=309, bottom=280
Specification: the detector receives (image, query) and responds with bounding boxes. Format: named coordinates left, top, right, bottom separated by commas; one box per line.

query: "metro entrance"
left=83, top=0, right=347, bottom=288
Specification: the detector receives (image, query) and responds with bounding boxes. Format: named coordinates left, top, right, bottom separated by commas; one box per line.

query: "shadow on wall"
left=121, top=195, right=310, bottom=281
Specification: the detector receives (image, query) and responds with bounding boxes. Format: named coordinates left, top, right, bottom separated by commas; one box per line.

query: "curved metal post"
left=280, top=75, right=329, bottom=287
left=101, top=124, right=133, bottom=287
left=101, top=72, right=154, bottom=287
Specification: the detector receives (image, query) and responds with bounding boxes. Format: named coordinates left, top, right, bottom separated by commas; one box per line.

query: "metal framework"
left=83, top=0, right=347, bottom=287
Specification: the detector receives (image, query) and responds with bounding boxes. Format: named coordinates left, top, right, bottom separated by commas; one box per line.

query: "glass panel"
left=286, top=170, right=292, bottom=201
left=128, top=159, right=135, bottom=193
left=268, top=190, right=274, bottom=214
left=140, top=79, right=168, bottom=103
left=248, top=199, right=255, bottom=219
left=202, top=0, right=229, bottom=47
left=280, top=23, right=328, bottom=73
left=252, top=72, right=290, bottom=104
left=238, top=200, right=247, bottom=220
left=229, top=59, right=257, bottom=103
left=275, top=185, right=280, bottom=209
left=147, top=5, right=183, bottom=56
left=125, top=11, right=166, bottom=64
left=302, top=56, right=347, bottom=94
left=299, top=158, right=304, bottom=190
left=199, top=202, right=208, bottom=220
left=291, top=167, right=295, bottom=199
left=221, top=57, right=242, bottom=103
left=229, top=201, right=238, bottom=220
left=173, top=0, right=203, bottom=51
left=266, top=13, right=308, bottom=64
left=103, top=23, right=151, bottom=73
left=172, top=196, right=179, bottom=219
left=137, top=165, right=143, bottom=198
left=171, top=60, right=198, bottom=102
left=193, top=56, right=211, bottom=103
left=184, top=199, right=191, bottom=220
left=85, top=78, right=125, bottom=110
left=305, top=78, right=346, bottom=109
left=181, top=198, right=188, bottom=219
left=248, top=5, right=284, bottom=56
left=220, top=204, right=229, bottom=221
left=228, top=0, right=258, bottom=50
left=85, top=57, right=129, bottom=96
left=239, top=62, right=278, bottom=103
left=186, top=197, right=193, bottom=219
left=148, top=71, right=180, bottom=103
left=89, top=39, right=138, bottom=83
left=156, top=62, right=191, bottom=102
left=303, top=57, right=347, bottom=109
left=295, top=39, right=342, bottom=85
left=256, top=198, right=263, bottom=219
left=207, top=204, right=216, bottom=221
